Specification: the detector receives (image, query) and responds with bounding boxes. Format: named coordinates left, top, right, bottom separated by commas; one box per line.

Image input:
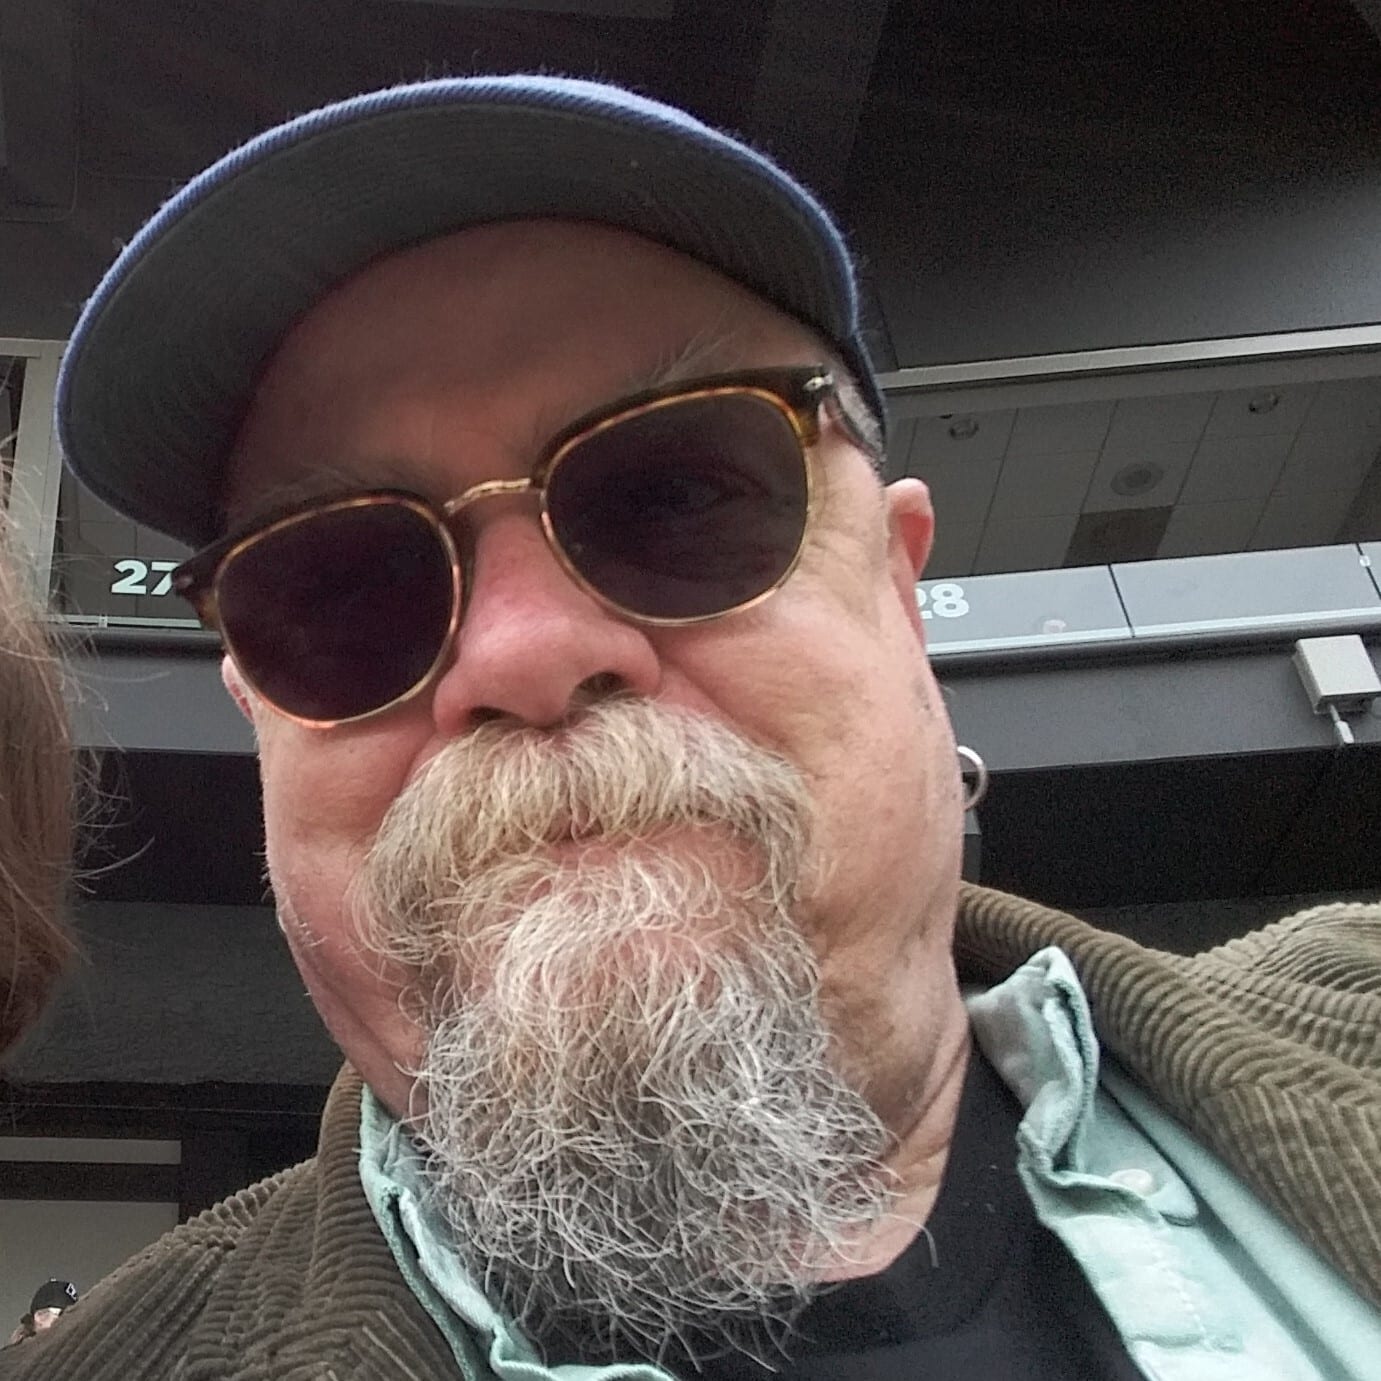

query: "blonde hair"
left=0, top=524, right=75, bottom=1057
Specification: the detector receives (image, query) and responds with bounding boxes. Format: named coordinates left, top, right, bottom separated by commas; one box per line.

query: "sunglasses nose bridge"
left=443, top=477, right=539, bottom=522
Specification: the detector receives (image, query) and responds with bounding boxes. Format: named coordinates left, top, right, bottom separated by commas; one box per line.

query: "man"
left=8, top=77, right=1378, bottom=1379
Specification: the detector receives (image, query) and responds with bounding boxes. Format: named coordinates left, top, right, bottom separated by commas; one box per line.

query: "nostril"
left=468, top=674, right=633, bottom=734
left=576, top=671, right=630, bottom=705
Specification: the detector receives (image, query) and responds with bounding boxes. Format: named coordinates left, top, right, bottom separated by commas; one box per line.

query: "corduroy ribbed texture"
left=2, top=886, right=1375, bottom=1378
left=0, top=1074, right=470, bottom=1380
left=953, top=887, right=1381, bottom=1311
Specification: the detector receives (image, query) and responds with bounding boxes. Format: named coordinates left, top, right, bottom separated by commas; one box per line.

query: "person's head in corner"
left=28, top=1279, right=78, bottom=1332
left=7, top=1279, right=78, bottom=1347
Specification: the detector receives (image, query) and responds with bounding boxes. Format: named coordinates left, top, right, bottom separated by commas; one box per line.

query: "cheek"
left=683, top=593, right=955, bottom=933
left=675, top=599, right=944, bottom=835
left=255, top=716, right=435, bottom=1096
left=255, top=716, right=429, bottom=927
left=810, top=669, right=950, bottom=879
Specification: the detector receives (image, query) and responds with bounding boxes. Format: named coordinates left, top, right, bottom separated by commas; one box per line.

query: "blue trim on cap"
left=57, top=75, right=883, bottom=544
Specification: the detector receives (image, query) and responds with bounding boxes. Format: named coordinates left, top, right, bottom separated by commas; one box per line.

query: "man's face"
left=224, top=220, right=967, bottom=1344
left=31, top=1309, right=61, bottom=1334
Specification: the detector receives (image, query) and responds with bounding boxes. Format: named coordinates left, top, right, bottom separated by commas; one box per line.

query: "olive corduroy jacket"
left=4, top=884, right=1378, bottom=1380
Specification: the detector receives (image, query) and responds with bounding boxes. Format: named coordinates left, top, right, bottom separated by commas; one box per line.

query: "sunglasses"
left=174, top=366, right=834, bottom=727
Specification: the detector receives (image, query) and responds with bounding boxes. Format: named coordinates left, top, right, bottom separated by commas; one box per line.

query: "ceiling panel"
left=988, top=448, right=1100, bottom=520
left=1083, top=439, right=1195, bottom=512
left=1007, top=400, right=1114, bottom=454
left=1301, top=376, right=1381, bottom=433
left=924, top=520, right=982, bottom=579
left=907, top=409, right=1015, bottom=468
left=0, top=357, right=22, bottom=461
left=1276, top=428, right=1381, bottom=493
left=1202, top=383, right=1315, bottom=438
left=1104, top=392, right=1216, bottom=449
left=973, top=512, right=1079, bottom=574
left=1066, top=506, right=1172, bottom=566
left=1157, top=499, right=1265, bottom=557
left=898, top=360, right=1381, bottom=578
left=914, top=454, right=1002, bottom=527
left=1178, top=434, right=1293, bottom=504
left=885, top=417, right=917, bottom=477
left=1250, top=487, right=1364, bottom=549
left=59, top=471, right=126, bottom=525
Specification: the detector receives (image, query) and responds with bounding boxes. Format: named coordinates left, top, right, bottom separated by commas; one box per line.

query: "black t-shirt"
left=541, top=1048, right=1148, bottom=1379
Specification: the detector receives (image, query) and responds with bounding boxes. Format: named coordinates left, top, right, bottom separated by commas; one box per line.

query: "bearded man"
left=12, top=77, right=1379, bottom=1381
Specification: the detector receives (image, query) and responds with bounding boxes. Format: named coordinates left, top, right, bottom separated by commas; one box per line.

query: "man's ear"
left=884, top=479, right=934, bottom=635
left=221, top=654, right=255, bottom=721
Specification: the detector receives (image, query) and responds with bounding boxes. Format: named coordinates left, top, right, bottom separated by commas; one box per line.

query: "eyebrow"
left=219, top=457, right=429, bottom=536
left=623, top=329, right=754, bottom=395
left=219, top=335, right=775, bottom=537
left=407, top=334, right=764, bottom=481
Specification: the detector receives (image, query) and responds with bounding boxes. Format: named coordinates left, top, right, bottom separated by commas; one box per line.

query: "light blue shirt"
left=360, top=947, right=1380, bottom=1379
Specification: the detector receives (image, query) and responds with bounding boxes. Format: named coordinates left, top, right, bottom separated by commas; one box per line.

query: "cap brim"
left=58, top=78, right=873, bottom=547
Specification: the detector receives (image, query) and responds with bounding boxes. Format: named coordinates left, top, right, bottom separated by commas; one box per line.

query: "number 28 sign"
left=917, top=582, right=970, bottom=620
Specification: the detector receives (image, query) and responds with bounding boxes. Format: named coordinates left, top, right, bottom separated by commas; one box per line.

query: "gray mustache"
left=348, top=695, right=816, bottom=975
left=374, top=696, right=806, bottom=869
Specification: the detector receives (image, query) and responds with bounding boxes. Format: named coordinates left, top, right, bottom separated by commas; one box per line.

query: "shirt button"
left=1110, top=1167, right=1158, bottom=1195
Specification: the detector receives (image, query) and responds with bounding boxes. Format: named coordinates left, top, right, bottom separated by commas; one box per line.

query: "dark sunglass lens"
left=216, top=501, right=456, bottom=722
left=547, top=393, right=809, bottom=619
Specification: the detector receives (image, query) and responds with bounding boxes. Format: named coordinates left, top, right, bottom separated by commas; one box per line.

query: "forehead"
left=225, top=221, right=823, bottom=517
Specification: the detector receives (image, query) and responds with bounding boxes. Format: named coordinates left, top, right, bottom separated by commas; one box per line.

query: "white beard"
left=350, top=697, right=893, bottom=1360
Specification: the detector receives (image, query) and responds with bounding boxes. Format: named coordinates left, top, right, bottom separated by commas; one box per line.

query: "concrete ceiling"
left=5, top=3, right=1381, bottom=595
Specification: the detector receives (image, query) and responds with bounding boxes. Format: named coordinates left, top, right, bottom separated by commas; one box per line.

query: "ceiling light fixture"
left=1110, top=461, right=1165, bottom=497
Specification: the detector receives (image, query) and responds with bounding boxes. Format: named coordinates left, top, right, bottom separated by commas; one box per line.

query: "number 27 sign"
left=109, top=559, right=179, bottom=596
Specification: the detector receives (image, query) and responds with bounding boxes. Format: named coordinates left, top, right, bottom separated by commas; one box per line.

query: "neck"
left=816, top=1018, right=972, bottom=1283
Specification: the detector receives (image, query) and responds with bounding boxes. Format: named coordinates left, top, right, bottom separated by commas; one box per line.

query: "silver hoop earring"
left=957, top=745, right=989, bottom=812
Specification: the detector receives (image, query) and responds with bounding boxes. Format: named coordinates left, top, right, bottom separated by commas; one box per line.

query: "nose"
left=428, top=510, right=663, bottom=734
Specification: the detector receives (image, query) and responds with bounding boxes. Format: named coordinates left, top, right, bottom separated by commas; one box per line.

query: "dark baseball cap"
left=56, top=75, right=885, bottom=550
left=29, top=1280, right=77, bottom=1315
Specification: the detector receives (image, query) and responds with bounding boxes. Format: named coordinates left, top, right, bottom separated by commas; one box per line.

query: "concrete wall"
left=6, top=2, right=1381, bottom=368
left=9, top=903, right=338, bottom=1086
left=847, top=2, right=1381, bottom=367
